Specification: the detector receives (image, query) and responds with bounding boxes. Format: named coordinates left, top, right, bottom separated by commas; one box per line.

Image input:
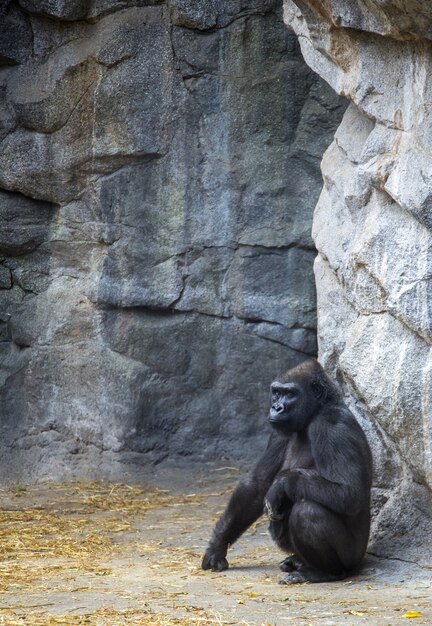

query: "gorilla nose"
left=272, top=403, right=284, bottom=414
left=270, top=405, right=284, bottom=420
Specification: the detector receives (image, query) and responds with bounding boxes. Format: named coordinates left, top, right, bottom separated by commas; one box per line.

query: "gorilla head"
left=269, top=359, right=340, bottom=435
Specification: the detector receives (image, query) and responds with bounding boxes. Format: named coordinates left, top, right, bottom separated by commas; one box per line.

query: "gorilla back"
left=202, top=359, right=373, bottom=583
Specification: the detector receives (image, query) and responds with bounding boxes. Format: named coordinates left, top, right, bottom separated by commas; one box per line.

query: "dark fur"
left=201, top=359, right=372, bottom=583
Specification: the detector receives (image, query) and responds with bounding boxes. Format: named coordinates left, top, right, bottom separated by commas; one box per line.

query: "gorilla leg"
left=269, top=516, right=291, bottom=553
left=268, top=495, right=294, bottom=554
left=268, top=505, right=302, bottom=573
left=282, top=501, right=359, bottom=584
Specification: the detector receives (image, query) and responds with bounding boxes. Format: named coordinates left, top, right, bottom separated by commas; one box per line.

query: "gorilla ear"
left=311, top=379, right=326, bottom=400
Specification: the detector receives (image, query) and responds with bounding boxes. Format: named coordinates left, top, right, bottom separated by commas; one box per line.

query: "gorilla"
left=202, top=359, right=372, bottom=583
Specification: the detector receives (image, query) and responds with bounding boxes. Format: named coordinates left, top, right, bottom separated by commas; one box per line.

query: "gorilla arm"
left=267, top=413, right=372, bottom=517
left=202, top=434, right=287, bottom=571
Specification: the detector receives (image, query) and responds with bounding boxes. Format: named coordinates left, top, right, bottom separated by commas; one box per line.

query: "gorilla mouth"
left=269, top=412, right=289, bottom=425
left=268, top=420, right=292, bottom=437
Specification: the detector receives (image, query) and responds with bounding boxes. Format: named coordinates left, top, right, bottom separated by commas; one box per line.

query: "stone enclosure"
left=0, top=0, right=344, bottom=476
left=0, top=0, right=431, bottom=566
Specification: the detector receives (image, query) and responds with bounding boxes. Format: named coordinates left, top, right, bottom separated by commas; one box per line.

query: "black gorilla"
left=202, top=359, right=372, bottom=583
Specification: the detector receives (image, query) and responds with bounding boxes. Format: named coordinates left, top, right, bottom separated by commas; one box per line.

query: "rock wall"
left=284, top=1, right=432, bottom=564
left=0, top=1, right=344, bottom=479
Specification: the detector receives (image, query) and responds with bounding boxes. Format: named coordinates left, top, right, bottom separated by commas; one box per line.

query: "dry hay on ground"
left=0, top=482, right=217, bottom=625
left=0, top=606, right=221, bottom=625
left=0, top=482, right=189, bottom=591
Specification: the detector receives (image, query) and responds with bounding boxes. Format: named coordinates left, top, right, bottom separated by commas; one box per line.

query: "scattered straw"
left=0, top=605, right=228, bottom=625
left=0, top=482, right=203, bottom=593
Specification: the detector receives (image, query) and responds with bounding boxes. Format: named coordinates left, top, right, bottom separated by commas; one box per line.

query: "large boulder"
left=284, top=0, right=432, bottom=564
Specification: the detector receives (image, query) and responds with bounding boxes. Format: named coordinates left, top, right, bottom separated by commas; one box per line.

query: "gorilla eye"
left=285, top=391, right=295, bottom=399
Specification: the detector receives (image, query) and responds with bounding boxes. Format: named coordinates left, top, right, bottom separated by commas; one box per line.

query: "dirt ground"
left=0, top=463, right=430, bottom=626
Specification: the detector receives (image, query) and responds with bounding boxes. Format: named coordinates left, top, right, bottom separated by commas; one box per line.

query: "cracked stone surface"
left=284, top=0, right=432, bottom=566
left=0, top=0, right=345, bottom=479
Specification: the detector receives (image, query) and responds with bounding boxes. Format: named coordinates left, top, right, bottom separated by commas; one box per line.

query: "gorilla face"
left=269, top=376, right=321, bottom=435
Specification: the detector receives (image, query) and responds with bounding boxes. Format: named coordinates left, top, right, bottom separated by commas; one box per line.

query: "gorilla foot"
left=279, top=555, right=302, bottom=572
left=279, top=565, right=347, bottom=584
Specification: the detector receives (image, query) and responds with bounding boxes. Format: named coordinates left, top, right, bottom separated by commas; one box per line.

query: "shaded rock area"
left=0, top=0, right=345, bottom=479
left=284, top=1, right=432, bottom=566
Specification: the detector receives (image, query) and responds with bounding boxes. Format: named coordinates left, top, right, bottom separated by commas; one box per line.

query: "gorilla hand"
left=201, top=545, right=229, bottom=571
left=264, top=480, right=287, bottom=521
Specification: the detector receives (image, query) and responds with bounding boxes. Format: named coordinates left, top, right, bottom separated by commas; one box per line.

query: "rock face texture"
left=284, top=1, right=432, bottom=564
left=0, top=1, right=344, bottom=478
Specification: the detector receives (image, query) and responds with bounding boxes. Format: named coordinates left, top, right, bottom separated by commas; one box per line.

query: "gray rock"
left=18, top=0, right=90, bottom=20
left=0, top=87, right=16, bottom=142
left=18, top=0, right=163, bottom=21
left=2, top=7, right=176, bottom=203
left=224, top=246, right=317, bottom=328
left=169, top=0, right=279, bottom=30
left=0, top=5, right=32, bottom=65
left=0, top=266, right=12, bottom=289
left=176, top=247, right=234, bottom=317
left=285, top=0, right=432, bottom=563
left=249, top=323, right=318, bottom=355
left=0, top=190, right=56, bottom=255
left=0, top=0, right=345, bottom=481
